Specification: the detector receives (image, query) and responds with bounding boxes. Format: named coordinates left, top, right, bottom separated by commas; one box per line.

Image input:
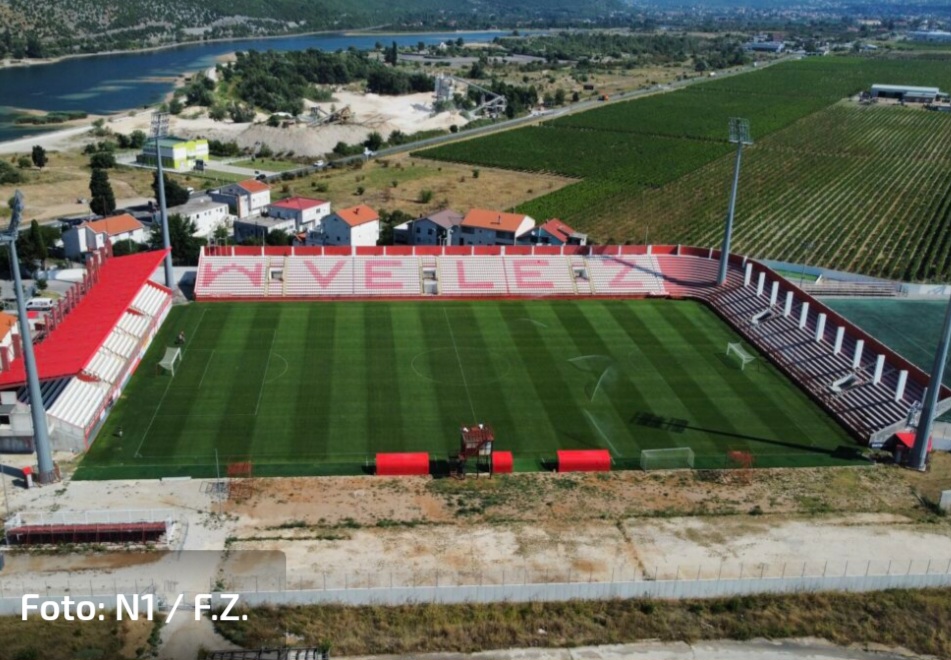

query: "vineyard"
left=415, top=55, right=951, bottom=280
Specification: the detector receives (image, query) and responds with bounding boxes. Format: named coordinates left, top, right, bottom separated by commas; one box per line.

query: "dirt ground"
left=2, top=454, right=950, bottom=593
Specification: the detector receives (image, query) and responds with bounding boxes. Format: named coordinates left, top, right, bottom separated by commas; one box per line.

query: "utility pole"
left=0, top=192, right=57, bottom=484
left=910, top=292, right=951, bottom=470
left=150, top=111, right=175, bottom=289
left=717, top=118, right=753, bottom=286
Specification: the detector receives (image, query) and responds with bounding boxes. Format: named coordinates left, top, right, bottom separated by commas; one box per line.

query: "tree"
left=151, top=172, right=190, bottom=207
left=89, top=152, right=116, bottom=169
left=149, top=214, right=204, bottom=265
left=129, top=130, right=148, bottom=149
left=111, top=239, right=141, bottom=256
left=31, top=145, right=47, bottom=168
left=27, top=220, right=47, bottom=268
left=168, top=97, right=184, bottom=115
left=364, top=131, right=384, bottom=152
left=89, top=168, right=116, bottom=216
left=385, top=41, right=398, bottom=66
left=266, top=229, right=292, bottom=246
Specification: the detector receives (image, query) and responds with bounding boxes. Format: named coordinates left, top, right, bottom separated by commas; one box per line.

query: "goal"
left=726, top=342, right=756, bottom=371
left=639, top=447, right=695, bottom=471
left=157, top=347, right=182, bottom=376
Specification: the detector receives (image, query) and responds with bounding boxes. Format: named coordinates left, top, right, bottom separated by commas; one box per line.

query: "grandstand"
left=0, top=250, right=172, bottom=452
left=193, top=244, right=947, bottom=449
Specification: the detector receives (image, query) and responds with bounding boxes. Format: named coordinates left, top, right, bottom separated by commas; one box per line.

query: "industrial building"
left=870, top=84, right=947, bottom=103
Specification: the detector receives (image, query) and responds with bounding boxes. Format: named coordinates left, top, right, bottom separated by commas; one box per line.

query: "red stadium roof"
left=0, top=250, right=170, bottom=388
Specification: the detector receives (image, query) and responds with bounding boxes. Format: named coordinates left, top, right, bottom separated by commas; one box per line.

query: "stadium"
left=1, top=241, right=942, bottom=481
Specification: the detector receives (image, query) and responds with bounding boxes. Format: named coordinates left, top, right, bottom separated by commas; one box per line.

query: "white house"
left=210, top=179, right=271, bottom=218
left=525, top=218, right=588, bottom=246
left=315, top=205, right=380, bottom=247
left=455, top=209, right=535, bottom=246
left=267, top=197, right=331, bottom=233
left=162, top=196, right=231, bottom=239
left=63, top=214, right=148, bottom=258
left=396, top=209, right=463, bottom=245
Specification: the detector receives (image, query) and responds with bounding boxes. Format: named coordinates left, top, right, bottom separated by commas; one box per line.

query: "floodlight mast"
left=2, top=192, right=57, bottom=483
left=909, top=293, right=951, bottom=471
left=150, top=112, right=175, bottom=290
left=717, top=118, right=752, bottom=286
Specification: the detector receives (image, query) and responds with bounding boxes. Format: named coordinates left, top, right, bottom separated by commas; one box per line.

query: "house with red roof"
left=210, top=179, right=271, bottom=218
left=456, top=209, right=535, bottom=246
left=267, top=197, right=331, bottom=232
left=525, top=218, right=588, bottom=247
left=311, top=205, right=380, bottom=246
left=62, top=214, right=147, bottom=259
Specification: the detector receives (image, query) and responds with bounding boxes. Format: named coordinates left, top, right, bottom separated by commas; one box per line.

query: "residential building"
left=314, top=205, right=380, bottom=247
left=744, top=41, right=785, bottom=53
left=525, top=218, right=588, bottom=246
left=63, top=214, right=148, bottom=258
left=395, top=209, right=463, bottom=245
left=210, top=179, right=271, bottom=218
left=455, top=209, right=535, bottom=246
left=137, top=137, right=210, bottom=171
left=233, top=216, right=297, bottom=244
left=267, top=197, right=331, bottom=233
left=160, top=196, right=231, bottom=239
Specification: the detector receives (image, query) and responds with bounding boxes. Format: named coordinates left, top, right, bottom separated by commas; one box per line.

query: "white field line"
left=582, top=409, right=623, bottom=458
left=134, top=307, right=208, bottom=458
left=197, top=350, right=215, bottom=389
left=444, top=307, right=477, bottom=420
left=254, top=329, right=278, bottom=417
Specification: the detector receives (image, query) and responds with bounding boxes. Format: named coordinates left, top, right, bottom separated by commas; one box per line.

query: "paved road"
left=336, top=639, right=925, bottom=660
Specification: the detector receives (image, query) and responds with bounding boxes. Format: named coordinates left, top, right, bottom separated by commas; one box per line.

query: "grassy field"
left=77, top=299, right=859, bottom=480
left=214, top=589, right=951, bottom=657
left=415, top=55, right=951, bottom=280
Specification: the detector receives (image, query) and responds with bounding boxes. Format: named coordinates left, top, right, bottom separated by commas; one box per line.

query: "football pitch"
left=76, top=299, right=862, bottom=479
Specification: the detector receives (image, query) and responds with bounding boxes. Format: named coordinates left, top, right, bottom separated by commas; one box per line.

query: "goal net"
left=726, top=342, right=756, bottom=371
left=640, top=447, right=695, bottom=471
left=158, top=347, right=182, bottom=376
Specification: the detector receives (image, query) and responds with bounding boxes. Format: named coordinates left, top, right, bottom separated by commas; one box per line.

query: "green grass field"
left=75, top=300, right=861, bottom=480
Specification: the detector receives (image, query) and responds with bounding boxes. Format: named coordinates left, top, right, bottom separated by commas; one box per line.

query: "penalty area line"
left=582, top=409, right=624, bottom=458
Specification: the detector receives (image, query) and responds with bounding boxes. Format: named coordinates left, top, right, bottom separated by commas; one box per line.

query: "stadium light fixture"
left=717, top=118, right=753, bottom=286
left=909, top=294, right=951, bottom=471
left=150, top=111, right=175, bottom=290
left=0, top=192, right=57, bottom=484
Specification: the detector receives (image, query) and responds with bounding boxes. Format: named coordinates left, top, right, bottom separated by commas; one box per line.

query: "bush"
left=16, top=156, right=31, bottom=169
left=356, top=186, right=365, bottom=195
left=418, top=189, right=434, bottom=203
left=472, top=168, right=480, bottom=179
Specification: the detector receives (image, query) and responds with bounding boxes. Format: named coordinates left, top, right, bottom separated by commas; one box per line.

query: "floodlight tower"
left=0, top=192, right=57, bottom=484
left=717, top=117, right=753, bottom=286
left=150, top=111, right=175, bottom=289
left=909, top=293, right=951, bottom=471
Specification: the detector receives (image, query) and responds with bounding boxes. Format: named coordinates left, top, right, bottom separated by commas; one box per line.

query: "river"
left=0, top=31, right=514, bottom=143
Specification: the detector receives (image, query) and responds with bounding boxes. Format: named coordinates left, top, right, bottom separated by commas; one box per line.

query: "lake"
left=0, top=31, right=514, bottom=143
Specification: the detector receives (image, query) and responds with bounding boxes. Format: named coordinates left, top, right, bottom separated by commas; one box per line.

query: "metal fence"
left=1, top=558, right=949, bottom=615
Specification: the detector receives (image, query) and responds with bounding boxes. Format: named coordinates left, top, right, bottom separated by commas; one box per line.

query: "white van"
left=25, top=298, right=54, bottom=311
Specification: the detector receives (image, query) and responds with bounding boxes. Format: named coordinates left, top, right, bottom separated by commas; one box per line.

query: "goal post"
left=726, top=342, right=756, bottom=371
left=639, top=447, right=695, bottom=471
left=158, top=347, right=182, bottom=377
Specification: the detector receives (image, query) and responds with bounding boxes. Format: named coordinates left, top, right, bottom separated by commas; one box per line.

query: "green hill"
left=0, top=0, right=626, bottom=58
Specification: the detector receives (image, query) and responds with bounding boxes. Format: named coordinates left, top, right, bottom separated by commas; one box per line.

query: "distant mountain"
left=0, top=0, right=628, bottom=58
